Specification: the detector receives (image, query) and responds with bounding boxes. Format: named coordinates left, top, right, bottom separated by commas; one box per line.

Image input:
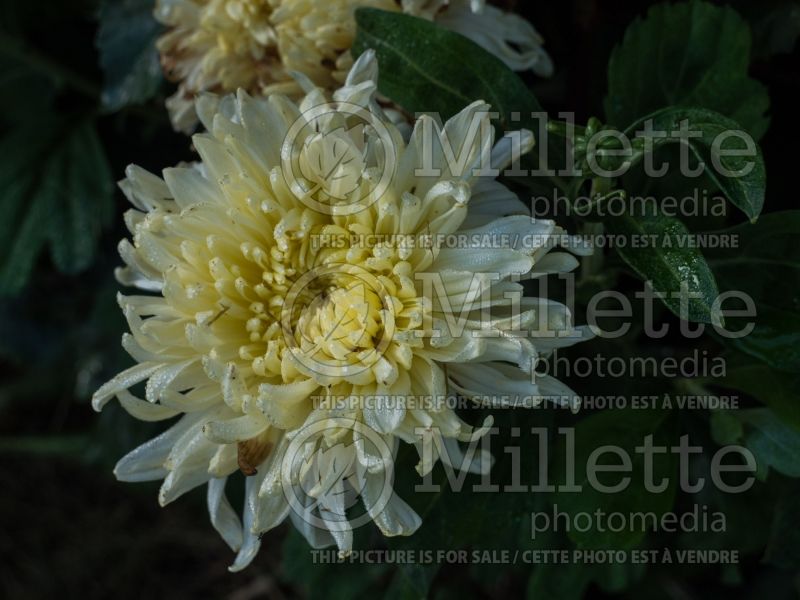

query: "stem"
left=549, top=174, right=571, bottom=195
left=580, top=221, right=605, bottom=285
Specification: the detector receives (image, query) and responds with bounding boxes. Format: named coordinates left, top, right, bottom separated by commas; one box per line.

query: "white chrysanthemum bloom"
left=156, top=0, right=553, bottom=132
left=93, top=51, right=587, bottom=570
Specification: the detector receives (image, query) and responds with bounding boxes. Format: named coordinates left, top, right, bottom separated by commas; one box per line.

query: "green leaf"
left=620, top=107, right=766, bottom=222
left=280, top=527, right=390, bottom=600
left=526, top=561, right=645, bottom=599
left=387, top=563, right=437, bottom=599
left=0, top=57, right=56, bottom=122
left=706, top=212, right=800, bottom=372
left=0, top=118, right=114, bottom=295
left=673, top=431, right=774, bottom=555
left=716, top=364, right=800, bottom=431
left=606, top=214, right=721, bottom=324
left=606, top=0, right=770, bottom=139
left=384, top=568, right=431, bottom=600
left=384, top=410, right=552, bottom=592
left=738, top=409, right=800, bottom=478
left=386, top=440, right=491, bottom=552
left=527, top=563, right=592, bottom=600
left=764, top=481, right=800, bottom=569
left=710, top=410, right=744, bottom=446
left=593, top=562, right=647, bottom=595
left=97, top=0, right=163, bottom=111
left=553, top=409, right=677, bottom=549
left=352, top=8, right=542, bottom=128
left=52, top=120, right=115, bottom=272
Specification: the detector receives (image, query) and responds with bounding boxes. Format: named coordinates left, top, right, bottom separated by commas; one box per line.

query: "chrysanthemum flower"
left=155, top=0, right=554, bottom=131
left=93, top=50, right=587, bottom=570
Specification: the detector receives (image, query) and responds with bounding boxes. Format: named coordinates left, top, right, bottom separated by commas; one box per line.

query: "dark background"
left=0, top=0, right=798, bottom=598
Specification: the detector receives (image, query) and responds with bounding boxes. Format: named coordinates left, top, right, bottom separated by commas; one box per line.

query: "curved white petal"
left=207, top=477, right=244, bottom=551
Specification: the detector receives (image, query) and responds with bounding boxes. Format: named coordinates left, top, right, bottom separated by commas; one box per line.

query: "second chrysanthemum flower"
left=156, top=0, right=554, bottom=131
